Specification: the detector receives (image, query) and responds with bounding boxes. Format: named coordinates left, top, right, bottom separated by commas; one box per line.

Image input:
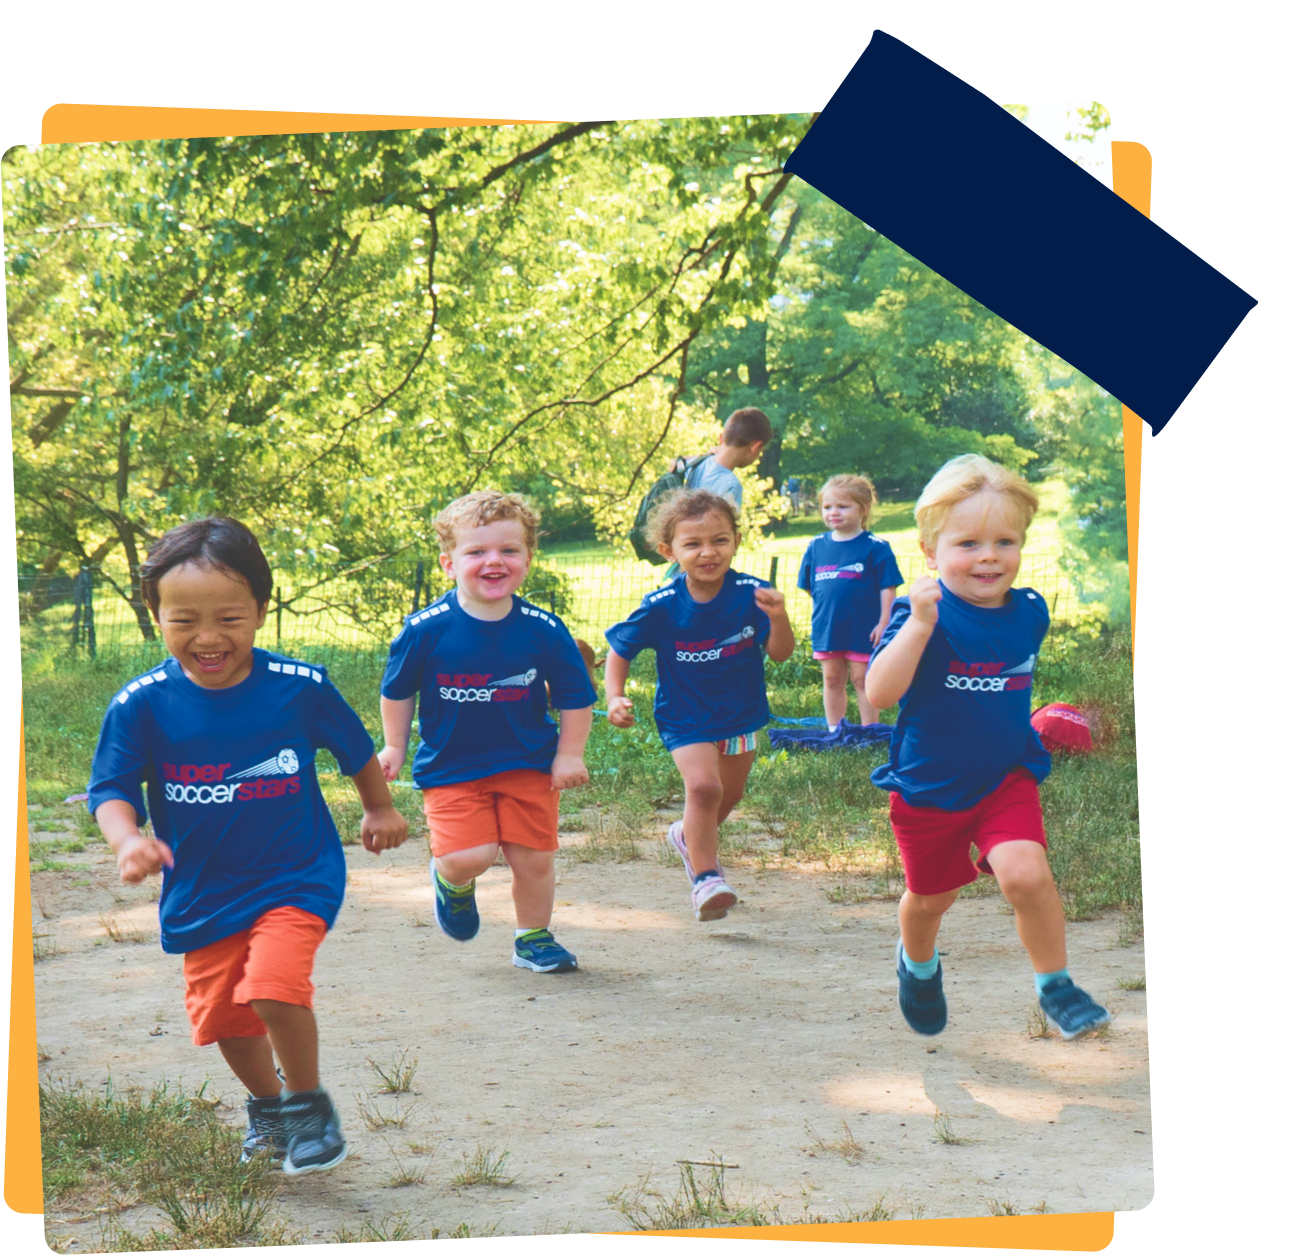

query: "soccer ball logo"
left=277, top=748, right=300, bottom=775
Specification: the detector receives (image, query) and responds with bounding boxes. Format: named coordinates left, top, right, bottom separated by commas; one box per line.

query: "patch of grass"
left=33, top=928, right=61, bottom=962
left=356, top=1094, right=410, bottom=1131
left=565, top=804, right=644, bottom=864
left=1026, top=1005, right=1052, bottom=1039
left=1115, top=909, right=1144, bottom=948
left=40, top=1078, right=288, bottom=1248
left=1115, top=974, right=1146, bottom=991
left=931, top=1110, right=974, bottom=1146
left=610, top=1158, right=776, bottom=1230
left=450, top=1144, right=517, bottom=1188
left=384, top=1144, right=433, bottom=1188
left=99, top=911, right=149, bottom=944
left=329, top=1213, right=423, bottom=1243
left=987, top=1199, right=1050, bottom=1216
left=802, top=1119, right=866, bottom=1163
left=367, top=1047, right=418, bottom=1095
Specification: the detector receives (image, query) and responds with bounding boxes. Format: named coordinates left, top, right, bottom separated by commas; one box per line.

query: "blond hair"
left=434, top=490, right=541, bottom=554
left=914, top=455, right=1038, bottom=550
left=820, top=473, right=878, bottom=524
left=644, top=488, right=739, bottom=551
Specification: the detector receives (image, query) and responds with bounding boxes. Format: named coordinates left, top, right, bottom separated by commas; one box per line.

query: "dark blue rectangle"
left=784, top=31, right=1256, bottom=433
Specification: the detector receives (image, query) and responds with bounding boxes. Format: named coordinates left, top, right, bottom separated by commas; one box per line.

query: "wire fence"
left=17, top=549, right=1082, bottom=673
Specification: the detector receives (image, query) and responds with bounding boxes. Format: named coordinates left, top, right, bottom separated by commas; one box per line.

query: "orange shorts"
left=182, top=906, right=327, bottom=1046
left=422, top=768, right=559, bottom=857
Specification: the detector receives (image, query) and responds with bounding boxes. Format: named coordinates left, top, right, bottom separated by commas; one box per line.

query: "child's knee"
left=995, top=855, right=1055, bottom=905
left=685, top=776, right=724, bottom=809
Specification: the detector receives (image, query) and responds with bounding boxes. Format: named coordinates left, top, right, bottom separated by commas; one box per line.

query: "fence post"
left=84, top=567, right=96, bottom=660
left=411, top=561, right=425, bottom=614
left=69, top=569, right=84, bottom=653
left=275, top=586, right=282, bottom=648
left=548, top=590, right=556, bottom=614
left=768, top=555, right=779, bottom=587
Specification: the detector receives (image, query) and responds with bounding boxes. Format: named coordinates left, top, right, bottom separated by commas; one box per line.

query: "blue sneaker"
left=895, top=939, right=947, bottom=1036
left=280, top=1088, right=347, bottom=1176
left=241, top=1093, right=286, bottom=1163
left=512, top=928, right=578, bottom=973
left=431, top=858, right=479, bottom=942
left=1038, top=977, right=1112, bottom=1040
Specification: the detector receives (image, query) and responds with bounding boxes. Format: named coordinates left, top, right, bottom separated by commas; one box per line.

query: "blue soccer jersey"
left=381, top=590, right=598, bottom=789
left=605, top=568, right=772, bottom=751
left=870, top=584, right=1052, bottom=809
left=797, top=531, right=905, bottom=653
left=86, top=649, right=377, bottom=954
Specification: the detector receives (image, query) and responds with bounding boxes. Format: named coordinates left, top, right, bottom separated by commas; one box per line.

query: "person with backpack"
left=629, top=408, right=773, bottom=573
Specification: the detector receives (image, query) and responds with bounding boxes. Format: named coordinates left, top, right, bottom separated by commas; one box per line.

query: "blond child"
left=865, top=455, right=1111, bottom=1040
left=378, top=491, right=596, bottom=972
left=88, top=517, right=409, bottom=1174
left=796, top=473, right=903, bottom=728
left=605, top=489, right=794, bottom=921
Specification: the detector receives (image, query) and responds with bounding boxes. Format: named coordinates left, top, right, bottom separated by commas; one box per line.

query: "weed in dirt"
left=802, top=1119, right=866, bottom=1163
left=795, top=1192, right=897, bottom=1224
left=987, top=1198, right=1050, bottom=1216
left=98, top=911, right=149, bottom=944
left=384, top=1144, right=433, bottom=1189
left=1115, top=909, right=1144, bottom=947
left=329, top=1213, right=422, bottom=1243
left=565, top=805, right=644, bottom=863
left=610, top=1157, right=776, bottom=1230
left=1026, top=1005, right=1053, bottom=1039
left=33, top=928, right=61, bottom=962
left=1115, top=974, right=1146, bottom=991
left=40, top=1078, right=287, bottom=1248
left=37, top=1043, right=52, bottom=1063
left=356, top=1094, right=410, bottom=1131
left=451, top=1145, right=517, bottom=1188
left=368, top=1047, right=418, bottom=1094
left=932, top=1110, right=974, bottom=1146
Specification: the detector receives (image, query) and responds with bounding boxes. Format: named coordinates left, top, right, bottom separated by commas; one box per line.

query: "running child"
left=605, top=489, right=794, bottom=921
left=796, top=473, right=904, bottom=729
left=378, top=491, right=596, bottom=973
left=865, top=455, right=1111, bottom=1040
left=88, top=517, right=409, bottom=1175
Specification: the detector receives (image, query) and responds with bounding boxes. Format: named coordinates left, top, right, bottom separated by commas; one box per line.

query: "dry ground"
left=33, top=814, right=1151, bottom=1245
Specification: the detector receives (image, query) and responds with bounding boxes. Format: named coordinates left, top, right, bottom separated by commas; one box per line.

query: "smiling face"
left=923, top=490, right=1025, bottom=608
left=155, top=561, right=267, bottom=688
left=440, top=518, right=531, bottom=618
left=659, top=509, right=738, bottom=596
left=821, top=490, right=865, bottom=536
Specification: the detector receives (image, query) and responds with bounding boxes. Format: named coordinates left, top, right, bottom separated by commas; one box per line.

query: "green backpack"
left=628, top=454, right=710, bottom=564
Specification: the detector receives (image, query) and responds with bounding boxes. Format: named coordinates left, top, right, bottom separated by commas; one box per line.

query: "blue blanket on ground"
left=767, top=719, right=894, bottom=752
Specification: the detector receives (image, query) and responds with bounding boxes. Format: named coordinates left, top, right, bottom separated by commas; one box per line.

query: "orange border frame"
left=7, top=107, right=1149, bottom=1252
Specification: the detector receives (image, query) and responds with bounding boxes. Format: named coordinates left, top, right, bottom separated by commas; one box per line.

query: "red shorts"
left=888, top=770, right=1047, bottom=896
left=422, top=768, right=559, bottom=857
left=813, top=650, right=873, bottom=663
left=182, top=906, right=326, bottom=1046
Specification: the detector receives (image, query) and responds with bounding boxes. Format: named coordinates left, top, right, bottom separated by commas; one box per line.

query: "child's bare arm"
left=551, top=707, right=592, bottom=790
left=378, top=695, right=416, bottom=781
left=755, top=588, right=795, bottom=662
left=871, top=586, right=899, bottom=647
left=605, top=651, right=635, bottom=727
left=350, top=755, right=409, bottom=854
left=865, top=578, right=941, bottom=709
left=96, top=798, right=174, bottom=884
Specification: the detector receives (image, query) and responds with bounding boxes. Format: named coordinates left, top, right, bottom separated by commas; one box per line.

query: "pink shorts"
left=888, top=769, right=1047, bottom=896
left=814, top=650, right=874, bottom=663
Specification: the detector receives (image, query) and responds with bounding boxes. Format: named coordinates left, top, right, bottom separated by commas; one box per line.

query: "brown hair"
left=914, top=455, right=1039, bottom=551
left=721, top=407, right=773, bottom=447
left=434, top=490, right=541, bottom=554
left=820, top=473, right=878, bottom=524
left=644, top=488, right=739, bottom=551
left=139, top=516, right=274, bottom=615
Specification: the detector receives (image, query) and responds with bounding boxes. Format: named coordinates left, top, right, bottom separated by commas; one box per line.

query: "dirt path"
left=34, top=819, right=1151, bottom=1243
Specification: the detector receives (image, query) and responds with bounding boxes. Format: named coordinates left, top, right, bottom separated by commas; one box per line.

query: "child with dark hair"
left=88, top=516, right=409, bottom=1174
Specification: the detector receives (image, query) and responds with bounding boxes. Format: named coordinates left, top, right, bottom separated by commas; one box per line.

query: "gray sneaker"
left=279, top=1087, right=347, bottom=1175
left=241, top=1093, right=286, bottom=1163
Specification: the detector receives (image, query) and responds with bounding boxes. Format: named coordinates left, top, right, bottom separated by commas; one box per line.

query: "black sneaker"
left=895, top=938, right=947, bottom=1035
left=241, top=1093, right=286, bottom=1163
left=279, top=1087, right=347, bottom=1175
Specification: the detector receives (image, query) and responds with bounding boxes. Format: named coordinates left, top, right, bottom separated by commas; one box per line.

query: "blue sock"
left=693, top=869, right=721, bottom=883
left=1035, top=967, right=1071, bottom=995
left=901, top=946, right=939, bottom=980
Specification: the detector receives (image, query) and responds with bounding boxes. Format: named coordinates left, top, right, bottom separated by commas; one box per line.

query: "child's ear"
left=254, top=603, right=269, bottom=630
left=438, top=551, right=454, bottom=576
left=920, top=540, right=937, bottom=570
left=657, top=541, right=675, bottom=561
